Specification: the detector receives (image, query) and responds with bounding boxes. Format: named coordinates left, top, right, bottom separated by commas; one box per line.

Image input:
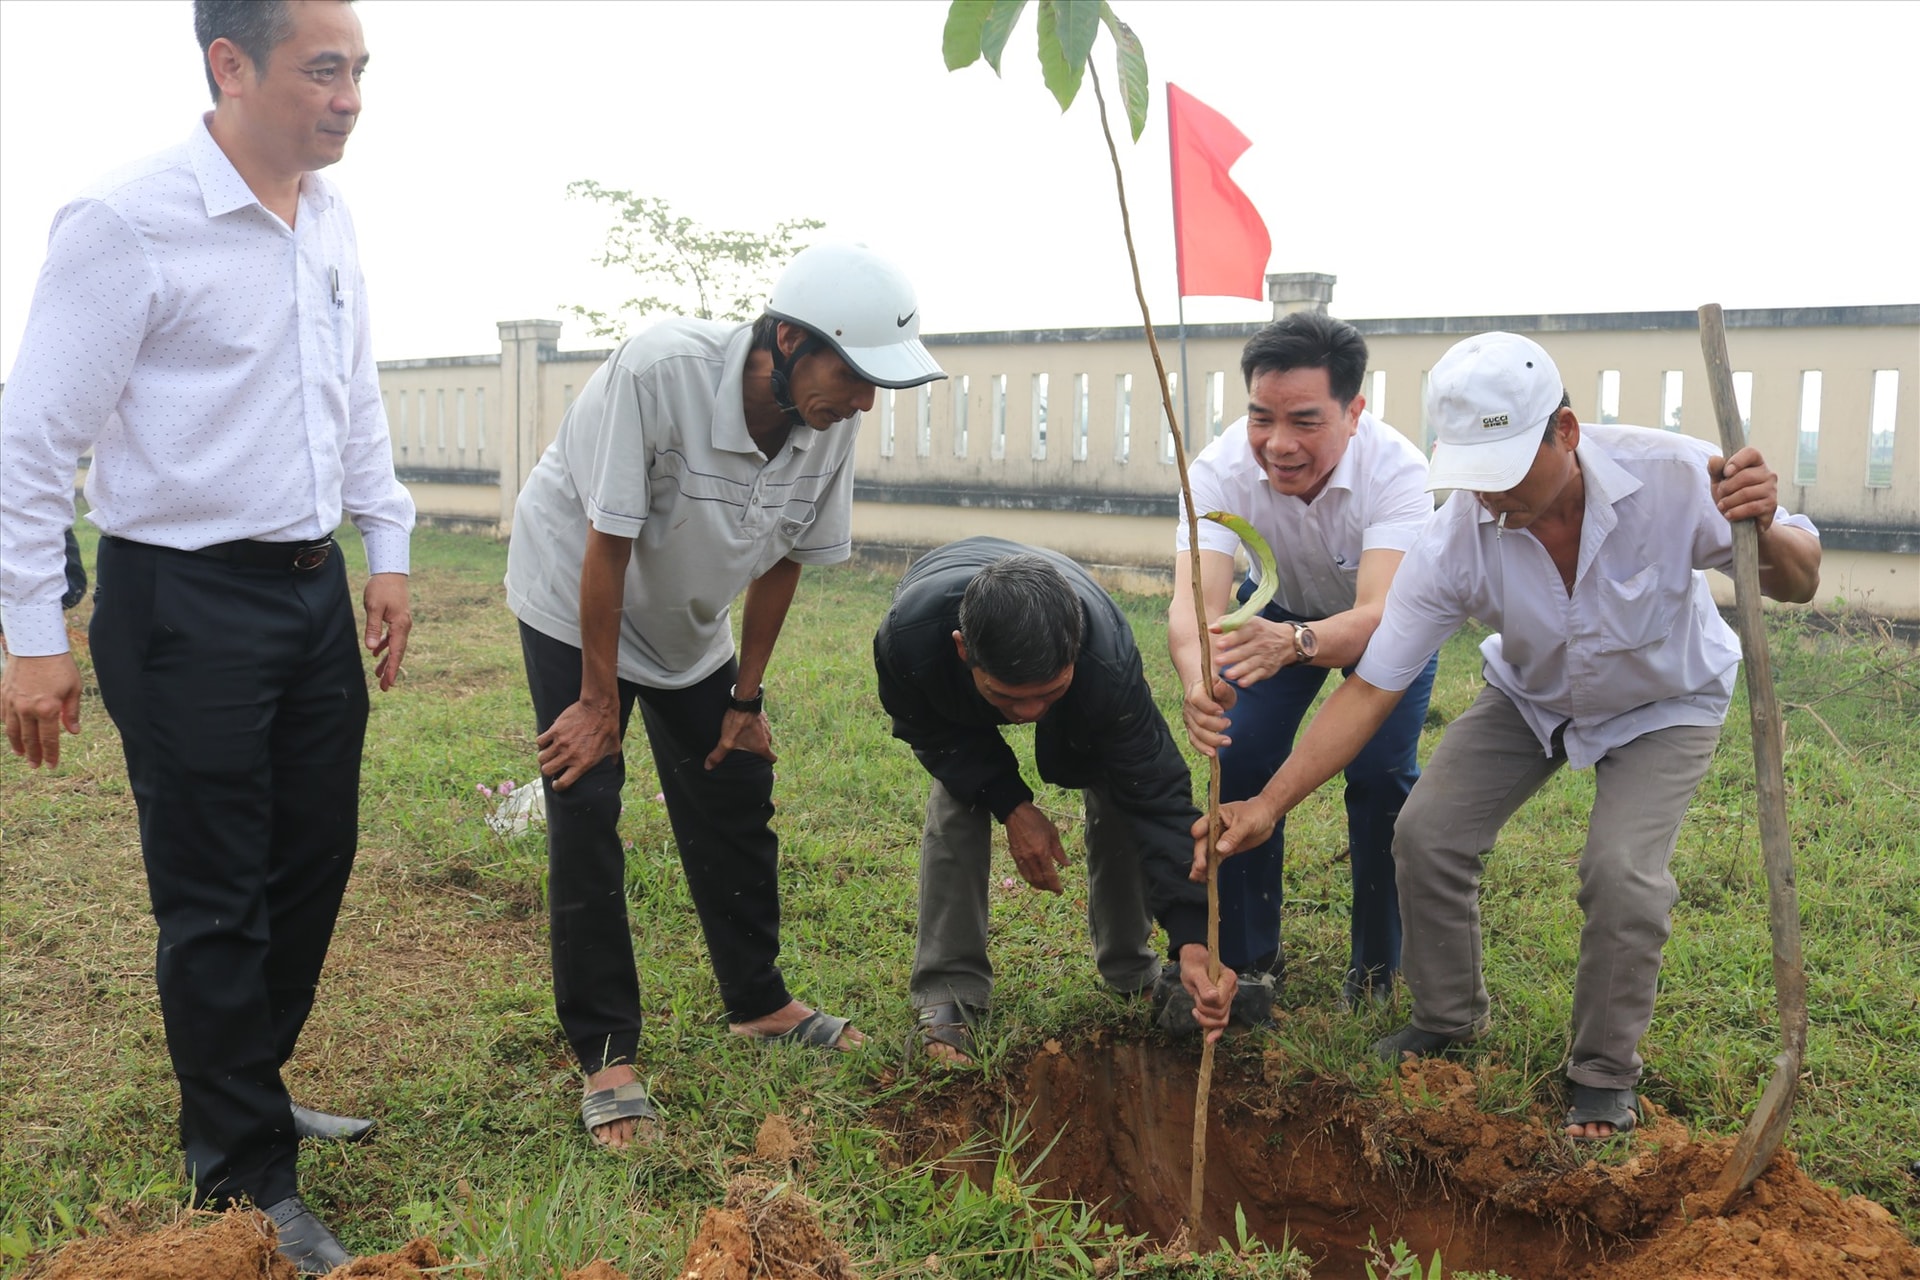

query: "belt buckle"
left=291, top=544, right=331, bottom=572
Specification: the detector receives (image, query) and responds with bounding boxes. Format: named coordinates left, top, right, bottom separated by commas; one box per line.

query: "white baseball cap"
left=1424, top=332, right=1567, bottom=493
left=765, top=242, right=946, bottom=389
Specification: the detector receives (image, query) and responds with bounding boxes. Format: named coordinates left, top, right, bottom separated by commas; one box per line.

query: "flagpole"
left=1178, top=295, right=1193, bottom=455
left=1167, top=83, right=1195, bottom=455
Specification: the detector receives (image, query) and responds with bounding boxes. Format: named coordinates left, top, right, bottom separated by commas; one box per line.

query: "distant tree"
left=566, top=182, right=823, bottom=338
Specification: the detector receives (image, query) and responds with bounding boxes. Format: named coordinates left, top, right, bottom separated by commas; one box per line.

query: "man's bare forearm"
left=577, top=528, right=633, bottom=708
left=737, top=557, right=803, bottom=696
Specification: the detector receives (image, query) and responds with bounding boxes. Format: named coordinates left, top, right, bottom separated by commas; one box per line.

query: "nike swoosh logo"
left=896, top=311, right=915, bottom=328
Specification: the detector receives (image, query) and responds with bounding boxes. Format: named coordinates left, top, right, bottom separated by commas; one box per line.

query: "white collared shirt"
left=0, top=116, right=414, bottom=657
left=1175, top=411, right=1432, bottom=619
left=1357, top=423, right=1819, bottom=767
left=504, top=319, right=859, bottom=689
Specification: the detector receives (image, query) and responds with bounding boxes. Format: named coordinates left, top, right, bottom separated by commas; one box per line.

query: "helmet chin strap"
left=769, top=329, right=826, bottom=428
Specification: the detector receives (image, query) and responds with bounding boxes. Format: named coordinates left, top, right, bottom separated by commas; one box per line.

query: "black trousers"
left=91, top=537, right=367, bottom=1208
left=518, top=622, right=790, bottom=1074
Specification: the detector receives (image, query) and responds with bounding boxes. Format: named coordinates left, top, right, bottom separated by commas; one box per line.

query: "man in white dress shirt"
left=0, top=2, right=410, bottom=1268
left=1168, top=312, right=1436, bottom=1015
left=1197, top=332, right=1820, bottom=1142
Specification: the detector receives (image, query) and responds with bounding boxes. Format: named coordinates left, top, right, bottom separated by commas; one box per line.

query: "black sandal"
left=1565, top=1083, right=1642, bottom=1141
left=914, top=999, right=983, bottom=1066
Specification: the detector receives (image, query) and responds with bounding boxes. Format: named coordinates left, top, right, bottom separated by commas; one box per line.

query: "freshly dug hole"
left=889, top=1038, right=1920, bottom=1280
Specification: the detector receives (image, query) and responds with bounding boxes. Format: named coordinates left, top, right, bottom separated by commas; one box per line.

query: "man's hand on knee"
left=536, top=698, right=621, bottom=791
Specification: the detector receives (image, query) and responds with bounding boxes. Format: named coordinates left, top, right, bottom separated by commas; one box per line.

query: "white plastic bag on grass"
left=485, top=781, right=546, bottom=836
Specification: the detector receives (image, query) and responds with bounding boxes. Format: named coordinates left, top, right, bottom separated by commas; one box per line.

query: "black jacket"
left=872, top=537, right=1207, bottom=952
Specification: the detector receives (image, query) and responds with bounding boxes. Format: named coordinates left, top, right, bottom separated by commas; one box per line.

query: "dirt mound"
left=676, top=1175, right=857, bottom=1280
left=753, top=1112, right=806, bottom=1164
left=566, top=1262, right=632, bottom=1280
left=25, top=1211, right=455, bottom=1280
left=325, top=1236, right=447, bottom=1278
left=886, top=1038, right=1920, bottom=1280
left=1373, top=1058, right=1918, bottom=1278
left=30, top=1208, right=294, bottom=1280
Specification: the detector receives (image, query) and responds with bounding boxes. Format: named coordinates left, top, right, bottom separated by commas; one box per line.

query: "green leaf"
left=979, top=0, right=1028, bottom=73
left=1202, top=511, right=1279, bottom=630
left=942, top=0, right=992, bottom=70
left=1100, top=3, right=1151, bottom=141
left=1053, top=0, right=1100, bottom=73
left=1035, top=1, right=1086, bottom=110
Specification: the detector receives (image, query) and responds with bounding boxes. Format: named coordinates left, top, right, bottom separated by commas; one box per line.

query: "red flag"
left=1167, top=83, right=1271, bottom=300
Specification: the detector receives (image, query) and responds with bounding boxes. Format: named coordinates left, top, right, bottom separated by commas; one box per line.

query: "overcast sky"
left=3, top=0, right=1916, bottom=373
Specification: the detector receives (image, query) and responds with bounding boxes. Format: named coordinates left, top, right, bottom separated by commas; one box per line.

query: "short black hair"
left=194, top=0, right=295, bottom=101
left=1239, top=311, right=1369, bottom=405
left=750, top=313, right=780, bottom=351
left=958, top=555, right=1083, bottom=685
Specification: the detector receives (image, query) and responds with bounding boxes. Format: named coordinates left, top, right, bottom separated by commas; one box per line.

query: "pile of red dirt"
left=1370, top=1057, right=1917, bottom=1279
left=675, top=1174, right=857, bottom=1280
left=30, top=1208, right=292, bottom=1280
left=24, top=1208, right=449, bottom=1280
left=885, top=1037, right=1919, bottom=1280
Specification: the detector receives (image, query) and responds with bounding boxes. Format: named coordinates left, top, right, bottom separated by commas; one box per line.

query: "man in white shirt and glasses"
left=1195, top=332, right=1820, bottom=1143
left=1, top=2, right=411, bottom=1269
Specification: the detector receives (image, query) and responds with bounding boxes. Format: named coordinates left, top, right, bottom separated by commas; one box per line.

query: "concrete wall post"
left=495, top=319, right=561, bottom=533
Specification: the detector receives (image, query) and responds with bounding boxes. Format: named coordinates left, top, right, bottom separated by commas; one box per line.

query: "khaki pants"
left=1393, top=684, right=1720, bottom=1088
left=909, top=782, right=1160, bottom=1011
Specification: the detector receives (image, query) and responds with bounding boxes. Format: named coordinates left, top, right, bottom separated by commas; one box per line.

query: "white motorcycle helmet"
left=763, top=242, right=945, bottom=422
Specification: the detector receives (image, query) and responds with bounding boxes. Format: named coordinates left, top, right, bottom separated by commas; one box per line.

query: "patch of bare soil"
left=675, top=1175, right=857, bottom=1280
left=27, top=1208, right=293, bottom=1280
left=323, top=1236, right=446, bottom=1277
left=22, top=1207, right=449, bottom=1280
left=753, top=1112, right=807, bottom=1165
left=885, top=1037, right=1920, bottom=1280
left=565, top=1263, right=633, bottom=1280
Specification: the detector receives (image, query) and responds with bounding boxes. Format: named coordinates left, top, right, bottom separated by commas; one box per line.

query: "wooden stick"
left=1696, top=303, right=1808, bottom=1210
left=1085, top=65, right=1224, bottom=1242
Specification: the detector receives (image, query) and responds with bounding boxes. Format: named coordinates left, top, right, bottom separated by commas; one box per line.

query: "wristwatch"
left=1290, top=623, right=1319, bottom=663
left=727, top=684, right=765, bottom=714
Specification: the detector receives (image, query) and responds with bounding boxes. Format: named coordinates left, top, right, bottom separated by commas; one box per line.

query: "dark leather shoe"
left=1371, top=1022, right=1466, bottom=1063
left=292, top=1102, right=376, bottom=1143
left=264, top=1195, right=353, bottom=1274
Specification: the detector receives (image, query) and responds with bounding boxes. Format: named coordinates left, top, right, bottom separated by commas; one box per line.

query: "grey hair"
left=194, top=0, right=296, bottom=101
left=1540, top=389, right=1574, bottom=444
left=958, top=555, right=1084, bottom=685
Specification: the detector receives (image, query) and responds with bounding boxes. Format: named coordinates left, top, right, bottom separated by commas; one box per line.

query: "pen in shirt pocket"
left=329, top=266, right=342, bottom=307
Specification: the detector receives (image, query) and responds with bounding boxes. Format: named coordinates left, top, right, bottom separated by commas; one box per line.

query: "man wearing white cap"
left=1195, top=331, right=1821, bottom=1140
left=505, top=243, right=945, bottom=1146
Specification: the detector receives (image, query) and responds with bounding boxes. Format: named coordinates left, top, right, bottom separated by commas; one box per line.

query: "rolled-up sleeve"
left=0, top=199, right=155, bottom=654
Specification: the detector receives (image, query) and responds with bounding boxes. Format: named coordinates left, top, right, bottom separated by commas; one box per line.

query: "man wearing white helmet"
left=505, top=242, right=944, bottom=1146
left=1194, top=332, right=1821, bottom=1141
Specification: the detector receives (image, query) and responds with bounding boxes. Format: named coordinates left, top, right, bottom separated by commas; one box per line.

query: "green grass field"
left=2, top=523, right=1915, bottom=1277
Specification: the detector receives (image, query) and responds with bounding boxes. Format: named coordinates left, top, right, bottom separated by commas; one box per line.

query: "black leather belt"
left=186, top=537, right=336, bottom=572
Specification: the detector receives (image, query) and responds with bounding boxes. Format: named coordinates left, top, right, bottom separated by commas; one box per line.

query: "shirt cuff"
left=360, top=526, right=411, bottom=577
left=0, top=603, right=71, bottom=657
left=982, top=773, right=1036, bottom=823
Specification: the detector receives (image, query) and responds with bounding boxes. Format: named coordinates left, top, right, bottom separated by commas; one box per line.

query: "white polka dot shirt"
left=0, top=116, right=414, bottom=657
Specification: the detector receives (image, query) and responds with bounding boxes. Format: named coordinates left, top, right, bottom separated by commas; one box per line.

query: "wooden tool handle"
left=1698, top=303, right=1807, bottom=1205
